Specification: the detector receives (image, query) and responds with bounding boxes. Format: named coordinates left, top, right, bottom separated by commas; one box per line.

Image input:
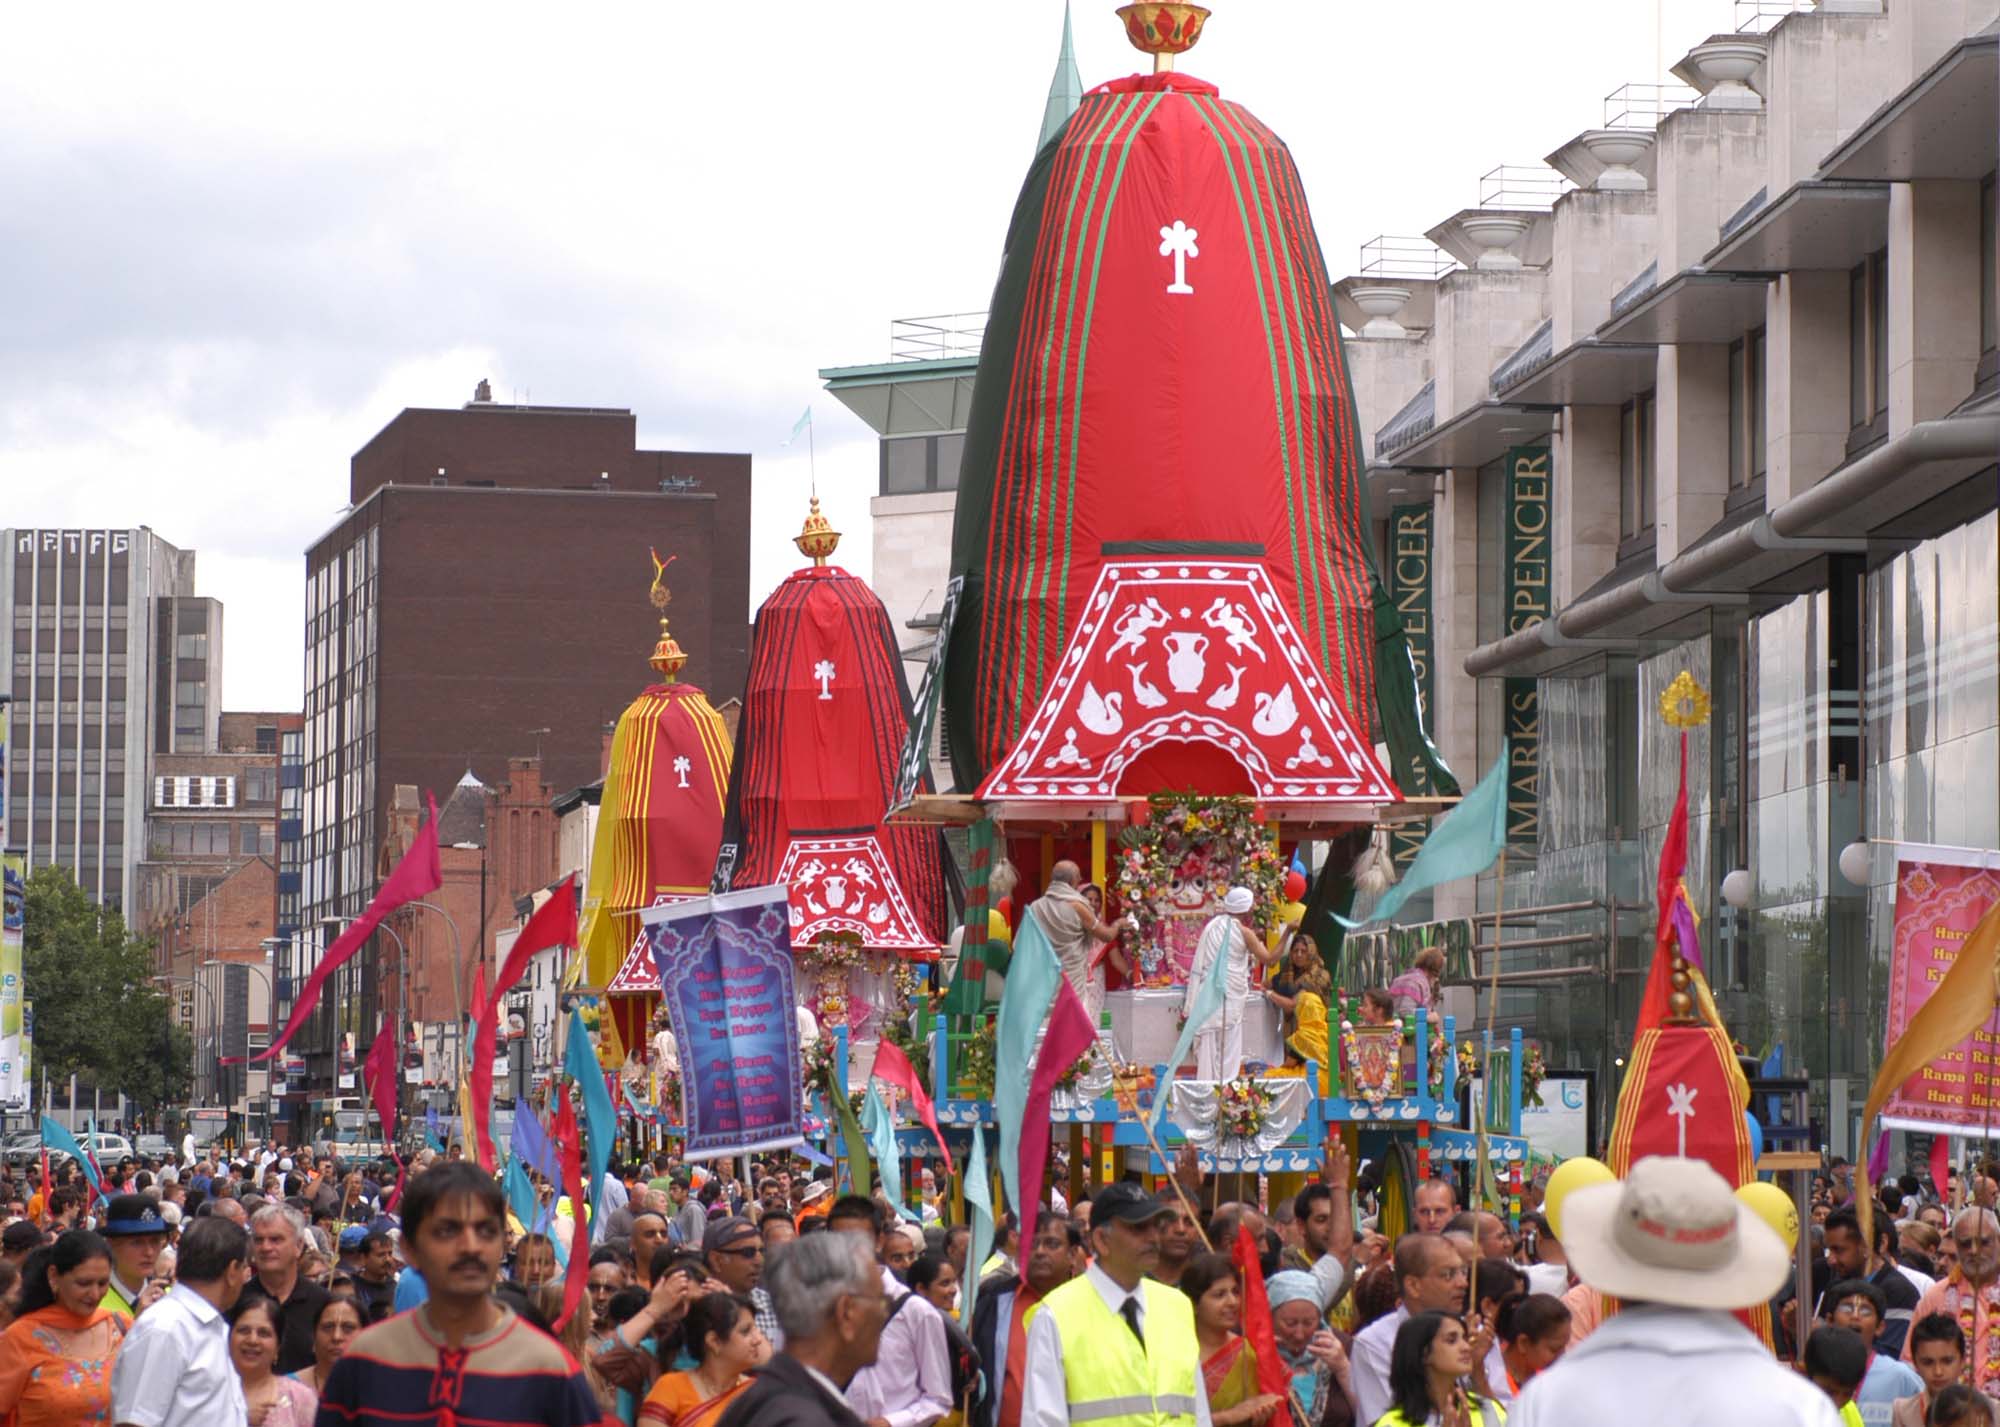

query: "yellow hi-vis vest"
left=1035, top=1276, right=1200, bottom=1427
left=1374, top=1399, right=1506, bottom=1427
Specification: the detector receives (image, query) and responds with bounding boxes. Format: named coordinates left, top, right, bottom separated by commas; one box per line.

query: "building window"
left=243, top=823, right=273, bottom=856
left=1619, top=390, right=1656, bottom=542
left=255, top=724, right=278, bottom=753
left=175, top=633, right=207, bottom=660
left=1850, top=249, right=1889, bottom=431
left=1981, top=173, right=1996, bottom=358
left=1727, top=327, right=1767, bottom=490
left=242, top=767, right=277, bottom=805
left=878, top=434, right=965, bottom=495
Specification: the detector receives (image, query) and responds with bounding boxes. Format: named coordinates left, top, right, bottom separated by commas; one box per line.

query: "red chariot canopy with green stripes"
left=933, top=71, right=1421, bottom=807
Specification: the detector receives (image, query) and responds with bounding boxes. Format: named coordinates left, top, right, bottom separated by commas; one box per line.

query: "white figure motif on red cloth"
left=813, top=659, right=836, bottom=699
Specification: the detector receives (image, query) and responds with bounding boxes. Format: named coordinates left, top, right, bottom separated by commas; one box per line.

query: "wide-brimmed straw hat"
left=1561, top=1155, right=1789, bottom=1311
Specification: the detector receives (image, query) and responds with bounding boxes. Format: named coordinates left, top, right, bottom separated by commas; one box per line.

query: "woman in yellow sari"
left=1186, top=1253, right=1283, bottom=1427
left=639, top=1292, right=770, bottom=1427
left=1266, top=934, right=1335, bottom=1094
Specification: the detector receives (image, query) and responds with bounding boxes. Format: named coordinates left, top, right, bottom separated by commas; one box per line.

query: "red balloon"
left=996, top=896, right=1014, bottom=921
left=1284, top=870, right=1307, bottom=901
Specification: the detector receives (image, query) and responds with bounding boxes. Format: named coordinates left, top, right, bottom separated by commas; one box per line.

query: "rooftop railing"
left=1359, top=235, right=1459, bottom=280
left=1603, top=82, right=1701, bottom=129
left=890, top=313, right=986, bottom=362
left=1734, top=0, right=1814, bottom=32
left=1478, top=164, right=1574, bottom=210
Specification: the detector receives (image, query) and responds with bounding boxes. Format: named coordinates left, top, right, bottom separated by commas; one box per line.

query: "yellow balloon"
left=1280, top=899, right=1307, bottom=926
left=1543, top=1156, right=1616, bottom=1239
left=987, top=909, right=1012, bottom=944
left=1737, top=1179, right=1800, bottom=1251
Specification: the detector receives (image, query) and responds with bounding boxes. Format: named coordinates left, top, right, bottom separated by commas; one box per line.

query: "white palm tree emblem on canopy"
left=813, top=660, right=836, bottom=700
left=1666, top=1082, right=1698, bottom=1157
left=672, top=755, right=691, bottom=789
left=1159, top=220, right=1199, bottom=294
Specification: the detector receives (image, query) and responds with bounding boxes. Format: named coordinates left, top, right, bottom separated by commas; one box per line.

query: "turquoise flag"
left=1337, top=742, right=1512, bottom=928
left=41, top=1117, right=102, bottom=1203
left=995, top=911, right=1062, bottom=1221
left=862, top=1086, right=918, bottom=1223
left=962, top=1126, right=994, bottom=1329
left=563, top=1008, right=617, bottom=1233
left=1148, top=918, right=1232, bottom=1138
left=783, top=406, right=812, bottom=446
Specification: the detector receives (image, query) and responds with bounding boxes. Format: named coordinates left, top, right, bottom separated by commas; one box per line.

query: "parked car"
left=1, top=1134, right=40, bottom=1168
left=134, top=1134, right=171, bottom=1160
left=40, top=1132, right=134, bottom=1167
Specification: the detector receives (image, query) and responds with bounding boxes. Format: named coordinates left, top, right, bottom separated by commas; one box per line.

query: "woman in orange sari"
left=0, top=1230, right=126, bottom=1427
left=1186, top=1253, right=1283, bottom=1427
left=638, top=1292, right=769, bottom=1427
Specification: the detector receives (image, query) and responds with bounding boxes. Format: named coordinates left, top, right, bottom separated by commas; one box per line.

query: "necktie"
left=1120, top=1297, right=1144, bottom=1345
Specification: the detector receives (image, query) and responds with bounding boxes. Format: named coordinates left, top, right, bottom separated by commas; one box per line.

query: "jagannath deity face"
left=1167, top=856, right=1215, bottom=912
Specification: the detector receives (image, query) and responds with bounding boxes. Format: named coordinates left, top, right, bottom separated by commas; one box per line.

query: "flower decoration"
left=1522, top=1043, right=1547, bottom=1109
left=1052, top=1040, right=1099, bottom=1097
left=1216, top=1074, right=1274, bottom=1142
left=957, top=1020, right=997, bottom=1101
left=1115, top=793, right=1285, bottom=951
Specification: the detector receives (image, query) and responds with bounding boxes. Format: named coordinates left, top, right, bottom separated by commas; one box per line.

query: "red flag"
left=468, top=961, right=488, bottom=1025
left=1017, top=977, right=1097, bottom=1256
left=1932, top=1134, right=1952, bottom=1199
left=362, top=1019, right=400, bottom=1144
left=468, top=878, right=576, bottom=1171
left=1635, top=733, right=1690, bottom=1037
left=871, top=1038, right=953, bottom=1177
left=255, top=792, right=442, bottom=1062
left=551, top=1084, right=590, bottom=1333
left=1233, top=1223, right=1294, bottom=1427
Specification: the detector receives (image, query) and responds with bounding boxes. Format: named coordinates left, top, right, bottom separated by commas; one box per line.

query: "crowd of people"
left=0, top=1129, right=1992, bottom=1425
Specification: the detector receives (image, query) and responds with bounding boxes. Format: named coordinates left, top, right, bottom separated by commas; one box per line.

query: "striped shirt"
left=315, top=1304, right=601, bottom=1426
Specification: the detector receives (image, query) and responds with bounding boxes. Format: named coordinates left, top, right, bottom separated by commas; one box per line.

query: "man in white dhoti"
left=1026, top=860, right=1132, bottom=1020
left=1186, top=886, right=1280, bottom=1080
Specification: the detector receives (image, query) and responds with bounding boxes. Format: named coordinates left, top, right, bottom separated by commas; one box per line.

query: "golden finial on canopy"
left=647, top=548, right=687, bottom=681
left=794, top=496, right=841, bottom=565
left=1115, top=3, right=1210, bottom=73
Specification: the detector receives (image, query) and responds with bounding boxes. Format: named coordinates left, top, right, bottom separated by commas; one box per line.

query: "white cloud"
left=1, top=0, right=1742, bottom=709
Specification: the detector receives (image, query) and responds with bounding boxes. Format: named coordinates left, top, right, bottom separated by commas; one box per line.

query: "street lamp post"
left=404, top=902, right=464, bottom=1088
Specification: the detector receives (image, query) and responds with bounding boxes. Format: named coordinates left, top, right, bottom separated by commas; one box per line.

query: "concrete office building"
left=1340, top=0, right=1999, bottom=1151
left=0, top=528, right=203, bottom=913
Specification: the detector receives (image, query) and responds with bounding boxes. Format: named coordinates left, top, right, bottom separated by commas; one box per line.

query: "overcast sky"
left=3, top=0, right=1744, bottom=710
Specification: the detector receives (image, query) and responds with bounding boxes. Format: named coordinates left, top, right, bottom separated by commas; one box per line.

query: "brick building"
left=140, top=710, right=300, bottom=1123
left=288, top=391, right=752, bottom=1096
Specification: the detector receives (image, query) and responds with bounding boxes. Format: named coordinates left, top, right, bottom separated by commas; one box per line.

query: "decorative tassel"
left=1351, top=826, right=1398, bottom=901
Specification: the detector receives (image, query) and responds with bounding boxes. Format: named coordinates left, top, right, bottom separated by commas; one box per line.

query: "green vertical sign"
left=1504, top=446, right=1551, bottom=848
left=1388, top=504, right=1434, bottom=869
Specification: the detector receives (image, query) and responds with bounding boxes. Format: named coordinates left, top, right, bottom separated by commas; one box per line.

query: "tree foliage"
left=21, top=866, right=190, bottom=1110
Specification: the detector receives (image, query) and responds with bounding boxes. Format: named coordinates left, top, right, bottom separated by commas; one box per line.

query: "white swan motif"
left=1252, top=685, right=1298, bottom=735
left=1078, top=681, right=1124, bottom=735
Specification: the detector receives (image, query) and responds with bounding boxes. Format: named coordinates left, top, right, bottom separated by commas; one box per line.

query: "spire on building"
left=1038, top=2, right=1082, bottom=152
